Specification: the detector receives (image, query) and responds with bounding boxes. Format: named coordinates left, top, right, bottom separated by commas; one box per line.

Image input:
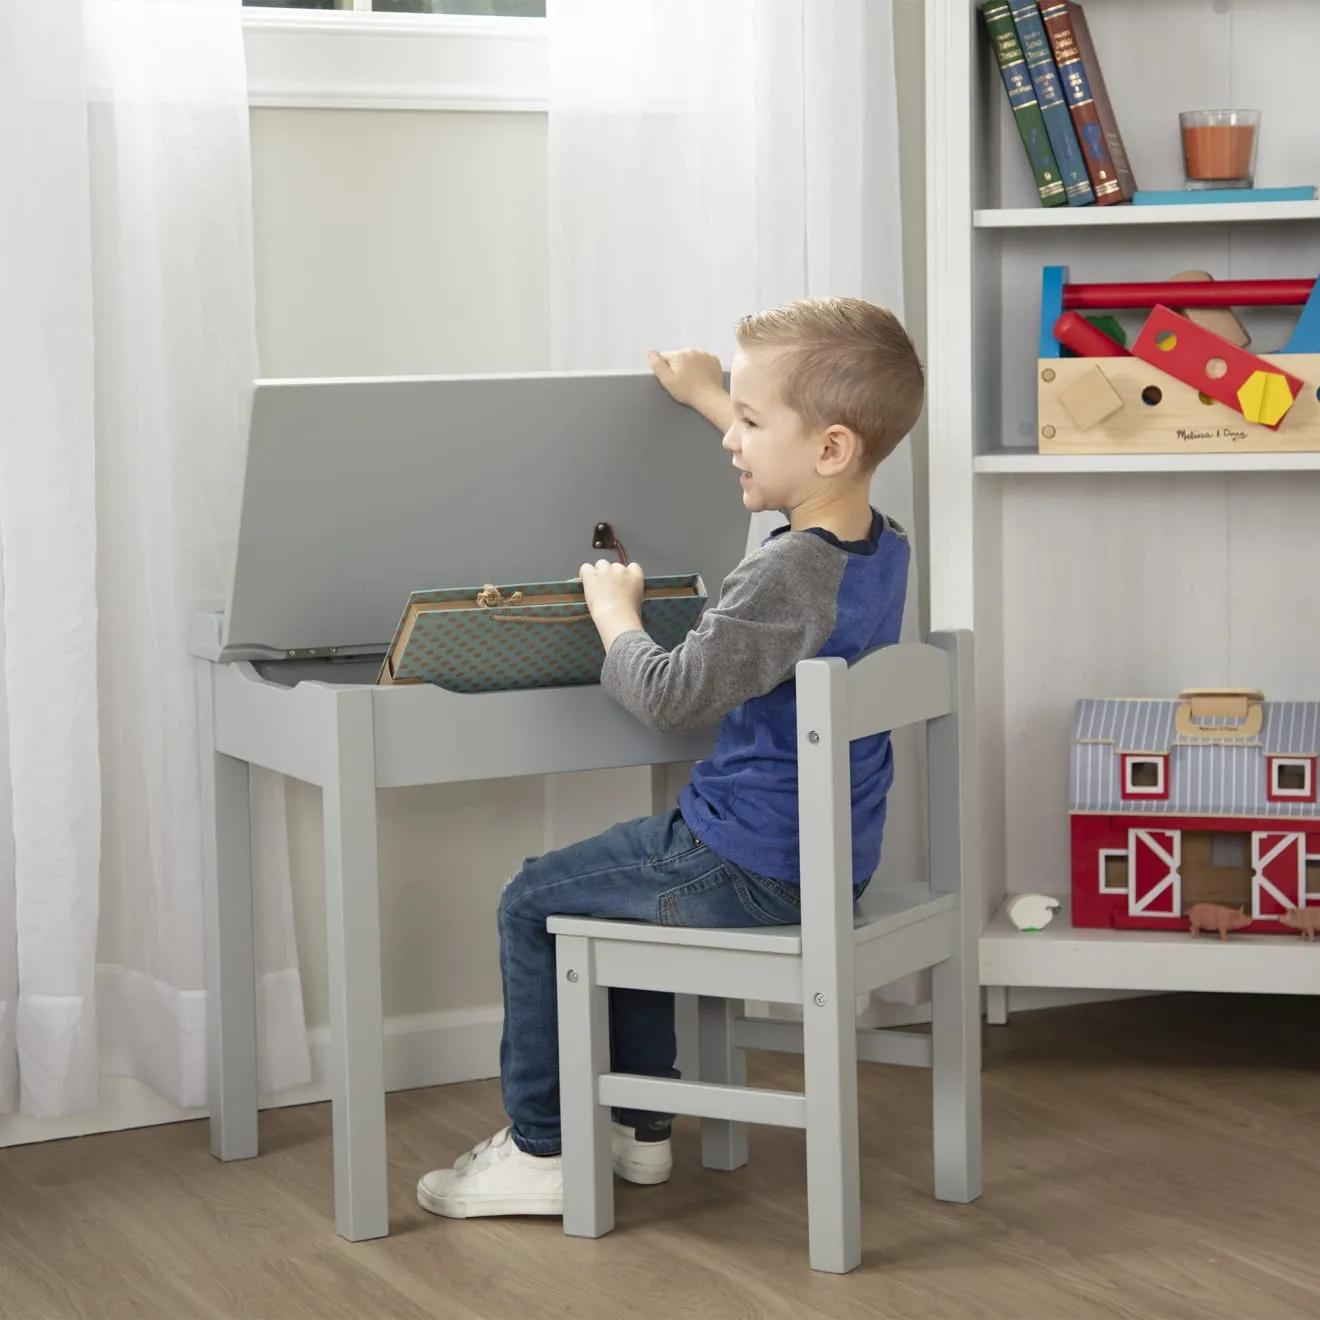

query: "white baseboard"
left=0, top=985, right=1156, bottom=1148
left=0, top=1004, right=504, bottom=1150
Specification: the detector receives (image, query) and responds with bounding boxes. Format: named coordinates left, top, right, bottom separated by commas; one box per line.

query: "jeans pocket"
left=656, top=865, right=748, bottom=926
left=732, top=871, right=802, bottom=926
left=647, top=811, right=707, bottom=870
left=657, top=865, right=801, bottom=929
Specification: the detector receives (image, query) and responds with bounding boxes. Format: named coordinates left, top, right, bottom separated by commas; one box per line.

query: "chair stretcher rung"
left=596, top=1074, right=806, bottom=1129
left=732, top=1016, right=933, bottom=1068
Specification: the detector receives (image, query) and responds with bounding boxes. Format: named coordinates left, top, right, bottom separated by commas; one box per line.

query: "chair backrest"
left=793, top=631, right=977, bottom=974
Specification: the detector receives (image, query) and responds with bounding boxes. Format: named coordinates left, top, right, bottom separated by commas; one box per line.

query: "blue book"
left=1133, top=186, right=1317, bottom=206
left=1010, top=1, right=1093, bottom=206
left=981, top=1, right=1066, bottom=207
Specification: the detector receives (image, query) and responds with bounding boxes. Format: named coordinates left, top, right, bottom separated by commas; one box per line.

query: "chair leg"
left=697, top=997, right=748, bottom=1171
left=802, top=994, right=861, bottom=1273
left=931, top=935, right=982, bottom=1204
left=556, top=934, right=614, bottom=1238
left=675, top=993, right=700, bottom=1085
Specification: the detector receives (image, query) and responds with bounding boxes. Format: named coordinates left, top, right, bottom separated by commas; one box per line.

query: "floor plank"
left=1, top=992, right=1316, bottom=1320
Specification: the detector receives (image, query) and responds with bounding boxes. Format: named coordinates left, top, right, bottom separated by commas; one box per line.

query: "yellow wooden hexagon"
left=1237, top=370, right=1296, bottom=427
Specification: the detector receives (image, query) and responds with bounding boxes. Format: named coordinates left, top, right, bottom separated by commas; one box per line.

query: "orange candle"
left=1179, top=110, right=1260, bottom=189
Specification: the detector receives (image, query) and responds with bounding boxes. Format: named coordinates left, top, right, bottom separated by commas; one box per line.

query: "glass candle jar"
left=1179, top=109, right=1260, bottom=189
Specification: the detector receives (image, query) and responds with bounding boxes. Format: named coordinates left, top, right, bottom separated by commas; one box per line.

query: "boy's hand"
left=649, top=349, right=733, bottom=432
left=649, top=348, right=722, bottom=406
left=580, top=559, right=646, bottom=650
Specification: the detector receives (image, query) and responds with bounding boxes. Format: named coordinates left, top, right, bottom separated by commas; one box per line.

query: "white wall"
left=251, top=108, right=549, bottom=379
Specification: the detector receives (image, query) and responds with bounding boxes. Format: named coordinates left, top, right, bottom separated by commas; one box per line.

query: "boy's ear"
left=816, top=423, right=864, bottom=476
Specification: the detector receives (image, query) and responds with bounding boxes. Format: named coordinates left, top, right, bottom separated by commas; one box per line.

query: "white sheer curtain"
left=545, top=0, right=926, bottom=1001
left=0, top=0, right=309, bottom=1119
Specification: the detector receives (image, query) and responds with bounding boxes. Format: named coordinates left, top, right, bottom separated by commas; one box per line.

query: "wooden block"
left=1130, top=306, right=1303, bottom=429
left=1036, top=352, right=1320, bottom=455
left=1057, top=365, right=1123, bottom=430
left=1237, top=369, right=1296, bottom=427
left=1168, top=270, right=1251, bottom=348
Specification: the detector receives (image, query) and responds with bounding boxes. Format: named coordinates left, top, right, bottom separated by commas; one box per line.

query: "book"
left=1133, top=186, right=1317, bottom=206
left=1039, top=1, right=1135, bottom=205
left=1009, top=2, right=1094, bottom=206
left=981, top=1, right=1067, bottom=208
left=1066, top=2, right=1137, bottom=201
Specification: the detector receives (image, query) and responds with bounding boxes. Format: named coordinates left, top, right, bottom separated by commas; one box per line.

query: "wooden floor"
left=3, top=993, right=1319, bottom=1320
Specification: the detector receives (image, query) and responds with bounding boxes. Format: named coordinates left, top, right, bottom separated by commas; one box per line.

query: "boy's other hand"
left=649, top=348, right=723, bottom=408
left=580, top=559, right=646, bottom=649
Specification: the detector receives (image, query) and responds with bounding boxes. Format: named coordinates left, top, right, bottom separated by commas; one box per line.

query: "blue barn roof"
left=1070, top=696, right=1320, bottom=819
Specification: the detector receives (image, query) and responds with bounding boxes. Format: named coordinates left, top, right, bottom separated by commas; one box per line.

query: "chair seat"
left=547, top=889, right=955, bottom=957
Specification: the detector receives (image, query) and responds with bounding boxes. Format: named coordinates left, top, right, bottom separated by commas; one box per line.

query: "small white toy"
left=1007, top=893, right=1062, bottom=932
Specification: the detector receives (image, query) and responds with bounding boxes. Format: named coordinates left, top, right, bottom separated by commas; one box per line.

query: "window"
left=243, top=1, right=545, bottom=13
left=243, top=0, right=548, bottom=112
left=1121, top=753, right=1167, bottom=800
left=1267, top=756, right=1316, bottom=803
left=1099, top=849, right=1128, bottom=894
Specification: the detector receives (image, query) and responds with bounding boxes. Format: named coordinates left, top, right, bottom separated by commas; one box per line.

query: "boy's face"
left=724, top=347, right=849, bottom=514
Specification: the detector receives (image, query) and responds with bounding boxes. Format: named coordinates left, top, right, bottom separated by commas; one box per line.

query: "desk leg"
left=197, top=661, right=259, bottom=1162
left=323, top=689, right=389, bottom=1242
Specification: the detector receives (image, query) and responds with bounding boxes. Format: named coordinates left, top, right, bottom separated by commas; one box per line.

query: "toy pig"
left=1186, top=903, right=1251, bottom=940
left=1279, top=907, right=1320, bottom=941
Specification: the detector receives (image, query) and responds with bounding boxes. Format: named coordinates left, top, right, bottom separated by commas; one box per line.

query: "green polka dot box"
left=376, top=575, right=708, bottom=693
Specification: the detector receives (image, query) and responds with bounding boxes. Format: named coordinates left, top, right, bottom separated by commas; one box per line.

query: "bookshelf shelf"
left=973, top=448, right=1320, bottom=474
left=974, top=200, right=1320, bottom=228
left=980, top=896, right=1320, bottom=999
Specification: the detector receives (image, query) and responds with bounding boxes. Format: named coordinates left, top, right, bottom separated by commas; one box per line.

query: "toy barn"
left=1069, top=688, right=1320, bottom=932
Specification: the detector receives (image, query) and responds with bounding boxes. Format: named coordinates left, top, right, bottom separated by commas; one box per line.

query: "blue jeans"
left=497, top=807, right=868, bottom=1155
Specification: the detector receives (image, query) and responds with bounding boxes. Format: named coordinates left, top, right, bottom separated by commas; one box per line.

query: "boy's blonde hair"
left=734, top=296, right=924, bottom=471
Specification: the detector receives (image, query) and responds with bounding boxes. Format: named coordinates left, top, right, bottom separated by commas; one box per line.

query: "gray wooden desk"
left=190, top=371, right=749, bottom=1241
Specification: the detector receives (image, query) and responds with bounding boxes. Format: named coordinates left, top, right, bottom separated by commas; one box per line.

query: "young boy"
left=418, top=295, right=924, bottom=1219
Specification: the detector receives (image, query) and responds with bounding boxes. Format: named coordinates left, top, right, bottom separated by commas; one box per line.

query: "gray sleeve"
left=600, top=533, right=846, bottom=734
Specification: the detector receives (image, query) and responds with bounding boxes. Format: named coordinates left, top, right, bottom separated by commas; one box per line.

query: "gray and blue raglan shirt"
left=601, top=508, right=910, bottom=884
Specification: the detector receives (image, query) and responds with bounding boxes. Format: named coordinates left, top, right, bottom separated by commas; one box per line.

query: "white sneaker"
left=417, top=1122, right=673, bottom=1218
left=610, top=1121, right=672, bottom=1185
left=417, top=1127, right=563, bottom=1219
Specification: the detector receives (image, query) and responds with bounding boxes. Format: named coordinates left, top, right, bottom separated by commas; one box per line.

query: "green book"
left=981, top=1, right=1067, bottom=207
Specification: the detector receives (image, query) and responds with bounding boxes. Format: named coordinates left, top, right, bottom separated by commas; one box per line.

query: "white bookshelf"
left=925, top=0, right=1320, bottom=1007
left=974, top=449, right=1320, bottom=474
left=980, top=897, right=1318, bottom=997
left=974, top=199, right=1320, bottom=228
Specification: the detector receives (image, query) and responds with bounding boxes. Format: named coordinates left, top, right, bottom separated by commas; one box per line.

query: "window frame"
left=1098, top=847, right=1129, bottom=895
left=1120, top=752, right=1168, bottom=801
left=1266, top=755, right=1316, bottom=803
left=242, top=7, right=548, bottom=112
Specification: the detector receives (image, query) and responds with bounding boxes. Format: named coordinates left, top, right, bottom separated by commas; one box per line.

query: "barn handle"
left=1175, top=687, right=1264, bottom=739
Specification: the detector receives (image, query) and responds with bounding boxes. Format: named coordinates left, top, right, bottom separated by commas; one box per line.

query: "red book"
left=1039, top=1, right=1136, bottom=204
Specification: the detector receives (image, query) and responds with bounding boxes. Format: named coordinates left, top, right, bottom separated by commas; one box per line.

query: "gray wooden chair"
left=549, top=630, right=981, bottom=1274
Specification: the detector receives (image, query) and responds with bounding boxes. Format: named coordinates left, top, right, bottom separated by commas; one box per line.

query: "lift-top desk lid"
left=212, top=371, right=753, bottom=663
